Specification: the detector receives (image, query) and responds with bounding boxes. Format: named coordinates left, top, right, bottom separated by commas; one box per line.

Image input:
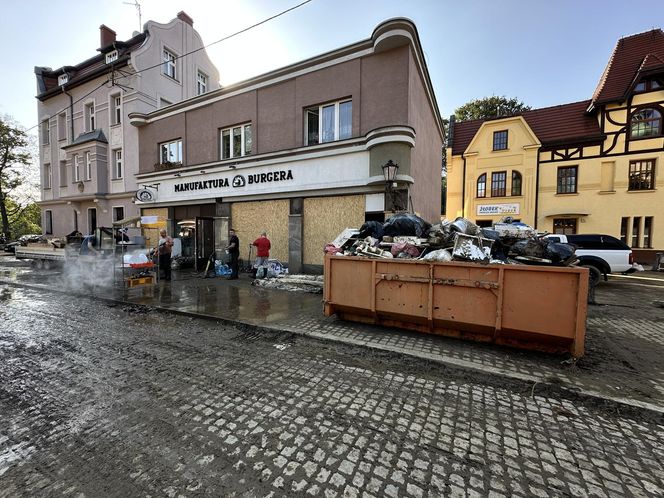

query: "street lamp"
left=382, top=160, right=400, bottom=212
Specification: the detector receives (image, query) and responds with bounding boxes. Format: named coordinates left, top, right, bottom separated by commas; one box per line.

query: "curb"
left=2, top=278, right=663, bottom=419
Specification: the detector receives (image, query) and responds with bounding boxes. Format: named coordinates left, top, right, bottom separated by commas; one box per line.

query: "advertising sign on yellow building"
left=446, top=29, right=664, bottom=263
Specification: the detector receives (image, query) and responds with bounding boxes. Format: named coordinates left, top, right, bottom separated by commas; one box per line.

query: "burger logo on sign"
left=232, top=175, right=246, bottom=188
left=136, top=188, right=155, bottom=202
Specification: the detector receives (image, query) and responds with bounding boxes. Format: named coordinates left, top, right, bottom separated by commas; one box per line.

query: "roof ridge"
left=617, top=28, right=664, bottom=41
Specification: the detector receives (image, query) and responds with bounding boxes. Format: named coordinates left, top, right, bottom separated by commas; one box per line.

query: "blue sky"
left=2, top=0, right=663, bottom=132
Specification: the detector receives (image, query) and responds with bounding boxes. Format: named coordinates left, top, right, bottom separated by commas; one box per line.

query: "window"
left=58, top=74, right=69, bottom=86
left=160, top=139, right=183, bottom=164
left=220, top=124, right=252, bottom=159
left=44, top=210, right=53, bottom=235
left=57, top=113, right=67, bottom=141
left=43, top=163, right=52, bottom=189
left=632, top=216, right=641, bottom=247
left=629, top=159, right=655, bottom=190
left=644, top=216, right=653, bottom=248
left=41, top=119, right=50, bottom=145
left=476, top=173, right=486, bottom=198
left=73, top=155, right=81, bottom=182
left=105, top=50, right=119, bottom=64
left=511, top=171, right=522, bottom=196
left=630, top=108, right=662, bottom=138
left=88, top=208, right=97, bottom=234
left=113, top=206, right=125, bottom=223
left=620, top=217, right=629, bottom=244
left=634, top=78, right=662, bottom=93
left=491, top=171, right=507, bottom=197
left=111, top=95, right=121, bottom=125
left=59, top=160, right=67, bottom=187
left=85, top=152, right=92, bottom=180
left=85, top=103, right=95, bottom=131
left=162, top=49, right=177, bottom=79
left=305, top=99, right=352, bottom=145
left=557, top=166, right=578, bottom=194
left=493, top=130, right=508, bottom=151
left=197, top=71, right=208, bottom=95
left=114, top=149, right=123, bottom=179
left=553, top=218, right=577, bottom=235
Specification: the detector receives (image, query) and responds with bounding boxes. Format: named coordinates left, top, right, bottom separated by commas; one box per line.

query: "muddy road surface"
left=1, top=284, right=663, bottom=497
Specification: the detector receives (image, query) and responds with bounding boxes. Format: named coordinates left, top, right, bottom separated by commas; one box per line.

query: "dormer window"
left=105, top=50, right=119, bottom=64
left=634, top=78, right=663, bottom=93
left=58, top=74, right=68, bottom=86
left=630, top=108, right=662, bottom=139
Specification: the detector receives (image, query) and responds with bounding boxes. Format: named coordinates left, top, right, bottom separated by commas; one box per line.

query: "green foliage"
left=455, top=96, right=531, bottom=122
left=5, top=198, right=40, bottom=237
left=0, top=116, right=34, bottom=239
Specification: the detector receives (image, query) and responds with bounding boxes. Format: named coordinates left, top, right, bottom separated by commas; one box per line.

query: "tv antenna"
left=123, top=0, right=142, bottom=32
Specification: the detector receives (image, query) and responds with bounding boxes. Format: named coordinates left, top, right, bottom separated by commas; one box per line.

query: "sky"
left=1, top=0, right=664, bottom=133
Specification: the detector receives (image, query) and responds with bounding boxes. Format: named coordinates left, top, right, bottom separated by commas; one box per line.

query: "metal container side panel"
left=374, top=260, right=430, bottom=320
left=431, top=264, right=500, bottom=332
left=500, top=267, right=583, bottom=340
left=326, top=257, right=374, bottom=313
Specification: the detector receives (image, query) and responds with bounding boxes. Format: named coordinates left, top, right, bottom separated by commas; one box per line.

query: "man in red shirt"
left=252, top=232, right=271, bottom=270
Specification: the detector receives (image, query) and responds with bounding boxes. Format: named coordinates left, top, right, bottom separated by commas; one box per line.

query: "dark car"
left=3, top=235, right=45, bottom=253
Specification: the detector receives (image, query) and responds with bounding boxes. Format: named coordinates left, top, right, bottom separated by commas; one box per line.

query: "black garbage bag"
left=359, top=221, right=384, bottom=240
left=382, top=213, right=431, bottom=237
left=510, top=239, right=546, bottom=258
left=480, top=228, right=508, bottom=260
left=544, top=241, right=576, bottom=263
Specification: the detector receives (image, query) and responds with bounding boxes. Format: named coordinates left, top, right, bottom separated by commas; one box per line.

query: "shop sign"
left=174, top=169, right=293, bottom=193
left=136, top=188, right=156, bottom=202
left=476, top=203, right=520, bottom=216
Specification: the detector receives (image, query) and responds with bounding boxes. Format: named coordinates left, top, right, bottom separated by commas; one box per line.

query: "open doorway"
left=195, top=217, right=215, bottom=270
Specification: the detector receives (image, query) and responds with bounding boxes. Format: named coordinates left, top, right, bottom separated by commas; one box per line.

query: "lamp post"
left=382, top=160, right=399, bottom=212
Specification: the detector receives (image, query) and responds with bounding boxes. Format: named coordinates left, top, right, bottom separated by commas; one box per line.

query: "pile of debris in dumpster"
left=325, top=214, right=579, bottom=267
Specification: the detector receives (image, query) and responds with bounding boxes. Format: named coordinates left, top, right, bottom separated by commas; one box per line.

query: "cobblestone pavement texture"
left=1, top=256, right=664, bottom=411
left=1, top=285, right=664, bottom=497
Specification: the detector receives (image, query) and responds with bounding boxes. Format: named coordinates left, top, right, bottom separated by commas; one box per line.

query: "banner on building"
left=476, top=203, right=520, bottom=216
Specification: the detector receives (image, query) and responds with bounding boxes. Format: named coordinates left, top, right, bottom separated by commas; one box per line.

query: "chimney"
left=99, top=25, right=116, bottom=48
left=177, top=11, right=194, bottom=26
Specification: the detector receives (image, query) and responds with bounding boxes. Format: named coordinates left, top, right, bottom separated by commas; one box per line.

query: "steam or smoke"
left=59, top=249, right=151, bottom=292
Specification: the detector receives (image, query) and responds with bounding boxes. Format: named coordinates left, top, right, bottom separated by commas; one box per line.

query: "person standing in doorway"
left=158, top=229, right=174, bottom=281
left=227, top=228, right=239, bottom=279
left=252, top=232, right=271, bottom=270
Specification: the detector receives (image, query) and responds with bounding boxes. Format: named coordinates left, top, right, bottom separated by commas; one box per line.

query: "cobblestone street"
left=1, top=285, right=663, bottom=497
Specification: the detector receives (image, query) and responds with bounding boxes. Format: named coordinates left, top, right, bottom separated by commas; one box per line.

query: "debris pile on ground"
left=251, top=274, right=324, bottom=294
left=325, top=214, right=579, bottom=268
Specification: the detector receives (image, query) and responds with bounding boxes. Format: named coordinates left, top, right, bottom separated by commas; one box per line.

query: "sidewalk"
left=2, top=254, right=664, bottom=414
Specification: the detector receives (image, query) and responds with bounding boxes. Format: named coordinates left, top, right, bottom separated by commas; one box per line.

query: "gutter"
left=534, top=153, right=540, bottom=229
left=461, top=156, right=466, bottom=218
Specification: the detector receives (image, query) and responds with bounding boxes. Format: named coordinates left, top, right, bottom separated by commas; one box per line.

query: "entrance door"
left=195, top=217, right=215, bottom=270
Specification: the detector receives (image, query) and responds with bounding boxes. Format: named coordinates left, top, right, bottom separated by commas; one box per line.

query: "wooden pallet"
left=126, top=275, right=155, bottom=288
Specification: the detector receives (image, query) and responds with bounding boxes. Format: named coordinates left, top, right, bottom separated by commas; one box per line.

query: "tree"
left=455, top=96, right=531, bottom=122
left=5, top=198, right=40, bottom=236
left=0, top=117, right=34, bottom=239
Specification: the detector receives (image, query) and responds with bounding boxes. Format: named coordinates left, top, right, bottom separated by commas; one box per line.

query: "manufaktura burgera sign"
left=174, top=169, right=293, bottom=193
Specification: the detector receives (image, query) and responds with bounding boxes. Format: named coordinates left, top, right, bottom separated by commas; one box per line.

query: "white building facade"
left=35, top=12, right=220, bottom=236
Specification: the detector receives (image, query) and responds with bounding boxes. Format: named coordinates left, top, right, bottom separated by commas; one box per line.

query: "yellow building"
left=446, top=29, right=664, bottom=263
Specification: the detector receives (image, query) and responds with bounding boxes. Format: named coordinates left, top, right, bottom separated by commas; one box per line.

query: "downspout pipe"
left=461, top=156, right=466, bottom=218
left=534, top=154, right=540, bottom=229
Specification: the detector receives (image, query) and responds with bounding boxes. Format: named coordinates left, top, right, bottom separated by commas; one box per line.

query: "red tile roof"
left=591, top=29, right=664, bottom=106
left=450, top=100, right=603, bottom=155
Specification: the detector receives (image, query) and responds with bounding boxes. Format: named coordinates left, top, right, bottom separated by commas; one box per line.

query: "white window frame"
left=73, top=154, right=81, bottom=182
left=111, top=94, right=122, bottom=125
left=114, top=149, right=123, bottom=179
left=162, top=48, right=177, bottom=80
left=197, top=70, right=208, bottom=95
left=85, top=152, right=92, bottom=180
left=44, top=210, right=53, bottom=235
left=112, top=206, right=125, bottom=223
left=105, top=50, right=119, bottom=64
left=220, top=124, right=252, bottom=160
left=159, top=139, right=183, bottom=164
left=43, top=163, right=52, bottom=189
left=304, top=99, right=352, bottom=146
left=85, top=102, right=95, bottom=132
left=57, top=74, right=69, bottom=86
left=41, top=119, right=50, bottom=145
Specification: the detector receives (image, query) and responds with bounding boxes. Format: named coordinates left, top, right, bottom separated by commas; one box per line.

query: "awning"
left=543, top=211, right=590, bottom=218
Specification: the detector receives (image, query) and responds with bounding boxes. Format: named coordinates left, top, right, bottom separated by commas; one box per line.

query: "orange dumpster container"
left=324, top=255, right=588, bottom=357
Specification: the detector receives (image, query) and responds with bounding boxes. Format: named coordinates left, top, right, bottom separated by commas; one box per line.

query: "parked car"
left=3, top=235, right=46, bottom=253
left=544, top=233, right=634, bottom=284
